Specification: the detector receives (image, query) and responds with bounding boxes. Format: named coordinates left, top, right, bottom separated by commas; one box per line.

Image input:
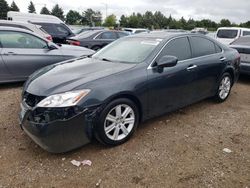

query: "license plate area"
left=240, top=53, right=250, bottom=63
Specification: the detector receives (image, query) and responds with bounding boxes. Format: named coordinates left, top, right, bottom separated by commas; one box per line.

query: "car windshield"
left=92, top=37, right=161, bottom=64
left=217, top=29, right=238, bottom=39
left=231, top=37, right=250, bottom=46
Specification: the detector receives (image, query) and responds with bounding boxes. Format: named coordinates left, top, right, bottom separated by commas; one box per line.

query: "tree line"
left=1, top=0, right=250, bottom=31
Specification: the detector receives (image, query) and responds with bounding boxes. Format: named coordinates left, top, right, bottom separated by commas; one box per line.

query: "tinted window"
left=158, top=37, right=191, bottom=61
left=35, top=23, right=56, bottom=34
left=117, top=32, right=129, bottom=38
left=217, top=29, right=238, bottom=39
left=243, top=31, right=250, bottom=36
left=135, top=30, right=147, bottom=34
left=100, top=32, right=117, bottom=39
left=0, top=31, right=47, bottom=49
left=54, top=24, right=69, bottom=34
left=190, top=37, right=216, bottom=57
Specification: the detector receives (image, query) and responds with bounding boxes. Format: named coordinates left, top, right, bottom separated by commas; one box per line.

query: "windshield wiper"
left=101, top=58, right=112, bottom=62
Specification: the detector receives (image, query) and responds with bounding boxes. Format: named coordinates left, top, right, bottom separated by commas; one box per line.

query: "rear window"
left=243, top=31, right=250, bottom=36
left=231, top=37, right=250, bottom=46
left=217, top=29, right=238, bottom=39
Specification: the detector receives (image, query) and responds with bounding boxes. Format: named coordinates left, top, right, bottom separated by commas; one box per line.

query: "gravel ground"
left=0, top=76, right=250, bottom=188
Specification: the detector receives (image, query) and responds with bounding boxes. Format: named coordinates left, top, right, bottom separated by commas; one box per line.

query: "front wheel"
left=95, top=98, right=139, bottom=146
left=214, top=73, right=232, bottom=102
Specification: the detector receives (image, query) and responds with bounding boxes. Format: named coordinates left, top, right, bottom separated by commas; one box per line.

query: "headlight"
left=37, top=89, right=91, bottom=108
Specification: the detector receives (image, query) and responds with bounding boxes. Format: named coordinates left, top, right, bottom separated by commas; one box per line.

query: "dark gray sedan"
left=0, top=27, right=94, bottom=83
left=67, top=30, right=130, bottom=50
left=20, top=32, right=240, bottom=153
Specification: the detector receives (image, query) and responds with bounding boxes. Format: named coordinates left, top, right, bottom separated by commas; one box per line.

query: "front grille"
left=23, top=92, right=46, bottom=108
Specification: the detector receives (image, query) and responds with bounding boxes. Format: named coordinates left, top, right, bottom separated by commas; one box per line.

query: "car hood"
left=59, top=44, right=95, bottom=56
left=25, top=58, right=136, bottom=96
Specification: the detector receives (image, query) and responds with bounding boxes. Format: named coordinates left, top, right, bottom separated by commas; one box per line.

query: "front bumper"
left=19, top=102, right=97, bottom=153
left=240, top=62, right=250, bottom=75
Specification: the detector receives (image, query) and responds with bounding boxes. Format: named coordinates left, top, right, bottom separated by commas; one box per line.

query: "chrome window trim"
left=147, top=35, right=224, bottom=70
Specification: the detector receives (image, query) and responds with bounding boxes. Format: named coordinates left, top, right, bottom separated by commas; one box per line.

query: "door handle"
left=3, top=52, right=17, bottom=55
left=220, top=57, right=227, bottom=62
left=187, top=65, right=197, bottom=71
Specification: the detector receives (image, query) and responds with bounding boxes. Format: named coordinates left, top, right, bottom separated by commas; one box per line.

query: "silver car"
left=0, top=20, right=52, bottom=41
left=0, top=27, right=94, bottom=83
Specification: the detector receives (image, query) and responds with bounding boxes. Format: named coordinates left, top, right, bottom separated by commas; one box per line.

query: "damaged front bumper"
left=19, top=101, right=99, bottom=153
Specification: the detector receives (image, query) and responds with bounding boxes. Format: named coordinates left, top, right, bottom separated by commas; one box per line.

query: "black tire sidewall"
left=215, top=73, right=232, bottom=102
left=95, top=98, right=139, bottom=146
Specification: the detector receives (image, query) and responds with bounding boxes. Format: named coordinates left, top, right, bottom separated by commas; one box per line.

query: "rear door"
left=0, top=30, right=65, bottom=78
left=188, top=36, right=225, bottom=99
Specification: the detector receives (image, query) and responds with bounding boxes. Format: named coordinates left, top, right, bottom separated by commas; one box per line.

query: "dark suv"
left=32, top=22, right=75, bottom=44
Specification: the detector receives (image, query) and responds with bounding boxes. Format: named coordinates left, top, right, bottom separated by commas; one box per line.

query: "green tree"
left=9, top=1, right=19, bottom=11
left=119, top=15, right=128, bottom=27
left=66, top=10, right=82, bottom=25
left=103, top=14, right=116, bottom=27
left=40, top=6, right=50, bottom=15
left=82, top=9, right=102, bottom=26
left=127, top=13, right=140, bottom=28
left=28, top=1, right=36, bottom=13
left=154, top=11, right=166, bottom=29
left=0, top=0, right=9, bottom=19
left=51, top=4, right=64, bottom=21
left=220, top=19, right=231, bottom=27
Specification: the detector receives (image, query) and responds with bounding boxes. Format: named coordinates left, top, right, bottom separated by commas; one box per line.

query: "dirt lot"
left=0, top=76, right=250, bottom=188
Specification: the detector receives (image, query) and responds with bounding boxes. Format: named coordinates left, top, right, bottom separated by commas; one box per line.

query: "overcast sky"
left=6, top=0, right=250, bottom=23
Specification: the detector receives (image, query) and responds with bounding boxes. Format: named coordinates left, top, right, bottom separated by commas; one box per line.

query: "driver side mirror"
left=156, top=55, right=178, bottom=72
left=48, top=43, right=58, bottom=50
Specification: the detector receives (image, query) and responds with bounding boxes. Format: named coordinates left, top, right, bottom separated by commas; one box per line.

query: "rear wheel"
left=95, top=98, right=139, bottom=146
left=214, top=73, right=232, bottom=102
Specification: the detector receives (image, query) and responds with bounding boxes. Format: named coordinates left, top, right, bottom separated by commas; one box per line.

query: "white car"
left=123, top=28, right=149, bottom=34
left=215, top=27, right=250, bottom=45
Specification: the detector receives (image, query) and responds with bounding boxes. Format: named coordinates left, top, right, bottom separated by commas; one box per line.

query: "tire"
left=214, top=72, right=232, bottom=102
left=92, top=46, right=101, bottom=51
left=94, top=98, right=139, bottom=146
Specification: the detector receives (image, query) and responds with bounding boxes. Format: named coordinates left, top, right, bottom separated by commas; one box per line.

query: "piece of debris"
left=70, top=159, right=92, bottom=167
left=62, top=157, right=66, bottom=161
left=184, top=134, right=189, bottom=138
left=223, top=148, right=232, bottom=153
left=82, top=160, right=92, bottom=166
left=96, top=179, right=102, bottom=187
left=71, top=160, right=81, bottom=167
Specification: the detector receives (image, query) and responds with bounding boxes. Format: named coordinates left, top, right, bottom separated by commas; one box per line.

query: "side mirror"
left=48, top=43, right=58, bottom=50
left=156, top=55, right=178, bottom=72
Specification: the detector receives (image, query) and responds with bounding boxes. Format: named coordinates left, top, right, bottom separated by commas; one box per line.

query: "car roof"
left=129, top=31, right=199, bottom=40
left=0, top=26, right=49, bottom=39
left=0, top=20, right=33, bottom=26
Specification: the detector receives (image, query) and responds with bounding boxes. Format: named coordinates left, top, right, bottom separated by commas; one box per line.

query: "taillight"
left=46, top=35, right=53, bottom=41
left=69, top=40, right=81, bottom=46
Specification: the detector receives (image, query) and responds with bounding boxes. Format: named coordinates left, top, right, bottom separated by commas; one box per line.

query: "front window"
left=93, top=37, right=161, bottom=64
left=217, top=29, right=238, bottom=39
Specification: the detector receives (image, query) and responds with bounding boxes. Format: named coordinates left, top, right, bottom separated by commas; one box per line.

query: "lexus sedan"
left=20, top=32, right=240, bottom=153
left=0, top=27, right=94, bottom=83
left=67, top=30, right=130, bottom=50
left=230, top=36, right=250, bottom=75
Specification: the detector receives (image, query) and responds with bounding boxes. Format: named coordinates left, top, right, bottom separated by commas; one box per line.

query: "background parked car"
left=31, top=22, right=75, bottom=44
left=123, top=28, right=149, bottom=34
left=0, top=27, right=94, bottom=83
left=0, top=20, right=52, bottom=41
left=230, top=36, right=250, bottom=75
left=67, top=30, right=130, bottom=50
left=215, top=27, right=250, bottom=45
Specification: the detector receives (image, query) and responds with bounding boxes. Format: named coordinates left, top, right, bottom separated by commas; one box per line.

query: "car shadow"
left=238, top=75, right=250, bottom=84
left=0, top=82, right=24, bottom=90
